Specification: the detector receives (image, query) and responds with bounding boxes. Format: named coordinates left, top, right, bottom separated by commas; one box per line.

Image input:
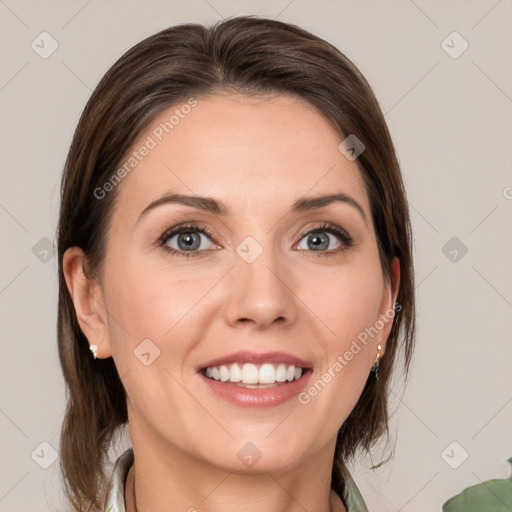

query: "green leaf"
left=443, top=456, right=512, bottom=512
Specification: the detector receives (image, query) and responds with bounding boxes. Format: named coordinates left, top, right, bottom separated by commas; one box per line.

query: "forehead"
left=114, top=92, right=370, bottom=221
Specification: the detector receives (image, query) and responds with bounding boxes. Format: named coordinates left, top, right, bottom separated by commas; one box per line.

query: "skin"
left=64, top=91, right=399, bottom=512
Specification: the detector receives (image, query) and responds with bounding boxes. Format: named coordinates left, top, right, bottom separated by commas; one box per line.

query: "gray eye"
left=165, top=231, right=212, bottom=252
left=296, top=231, right=342, bottom=252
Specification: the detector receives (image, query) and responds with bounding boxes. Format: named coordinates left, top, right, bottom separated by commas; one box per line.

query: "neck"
left=124, top=421, right=347, bottom=512
left=126, top=464, right=346, bottom=512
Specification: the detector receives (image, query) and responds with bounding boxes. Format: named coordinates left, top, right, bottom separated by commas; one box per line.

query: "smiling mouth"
left=199, top=362, right=311, bottom=388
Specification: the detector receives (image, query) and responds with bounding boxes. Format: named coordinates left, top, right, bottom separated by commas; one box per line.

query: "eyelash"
left=157, top=222, right=354, bottom=259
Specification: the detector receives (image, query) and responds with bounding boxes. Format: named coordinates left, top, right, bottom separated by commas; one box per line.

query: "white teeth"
left=259, top=363, right=276, bottom=384
left=228, top=363, right=242, bottom=382
left=219, top=365, right=230, bottom=382
left=241, top=363, right=259, bottom=384
left=275, top=363, right=287, bottom=382
left=203, top=362, right=304, bottom=384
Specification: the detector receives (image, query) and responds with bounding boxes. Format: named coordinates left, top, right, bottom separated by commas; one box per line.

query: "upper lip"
left=197, top=351, right=313, bottom=372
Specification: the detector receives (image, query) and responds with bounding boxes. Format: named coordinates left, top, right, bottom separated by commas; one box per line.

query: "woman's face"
left=73, top=92, right=399, bottom=472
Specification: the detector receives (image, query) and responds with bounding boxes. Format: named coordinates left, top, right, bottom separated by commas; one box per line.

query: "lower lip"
left=198, top=370, right=313, bottom=408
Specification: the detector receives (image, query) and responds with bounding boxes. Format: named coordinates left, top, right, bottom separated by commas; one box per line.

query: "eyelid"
left=296, top=222, right=352, bottom=244
left=157, top=222, right=217, bottom=247
left=293, top=222, right=354, bottom=255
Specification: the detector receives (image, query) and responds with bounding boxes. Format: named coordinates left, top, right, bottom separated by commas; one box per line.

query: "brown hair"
left=57, top=15, right=415, bottom=511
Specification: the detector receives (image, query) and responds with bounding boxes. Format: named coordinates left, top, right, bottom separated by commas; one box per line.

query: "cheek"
left=296, top=263, right=383, bottom=425
left=105, top=240, right=204, bottom=331
left=101, top=260, right=210, bottom=414
left=302, top=260, right=384, bottom=344
left=102, top=254, right=221, bottom=372
left=105, top=248, right=384, bottom=363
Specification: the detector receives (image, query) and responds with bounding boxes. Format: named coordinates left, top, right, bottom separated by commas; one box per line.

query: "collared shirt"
left=103, top=448, right=369, bottom=512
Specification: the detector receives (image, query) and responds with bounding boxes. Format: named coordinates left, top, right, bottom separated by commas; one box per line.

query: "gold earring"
left=370, top=343, right=382, bottom=379
left=90, top=344, right=98, bottom=359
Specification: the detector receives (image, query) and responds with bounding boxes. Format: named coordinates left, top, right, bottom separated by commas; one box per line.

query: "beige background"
left=1, top=0, right=511, bottom=510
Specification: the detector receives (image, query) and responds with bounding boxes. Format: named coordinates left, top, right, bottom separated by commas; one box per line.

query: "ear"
left=376, top=256, right=400, bottom=356
left=62, top=246, right=112, bottom=358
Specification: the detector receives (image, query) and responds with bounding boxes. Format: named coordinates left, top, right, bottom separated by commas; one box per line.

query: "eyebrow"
left=137, top=191, right=368, bottom=225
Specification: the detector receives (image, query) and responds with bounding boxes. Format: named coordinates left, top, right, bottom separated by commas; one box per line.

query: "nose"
left=223, top=247, right=298, bottom=330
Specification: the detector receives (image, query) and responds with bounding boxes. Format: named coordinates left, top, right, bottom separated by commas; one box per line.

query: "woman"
left=57, top=15, right=415, bottom=512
